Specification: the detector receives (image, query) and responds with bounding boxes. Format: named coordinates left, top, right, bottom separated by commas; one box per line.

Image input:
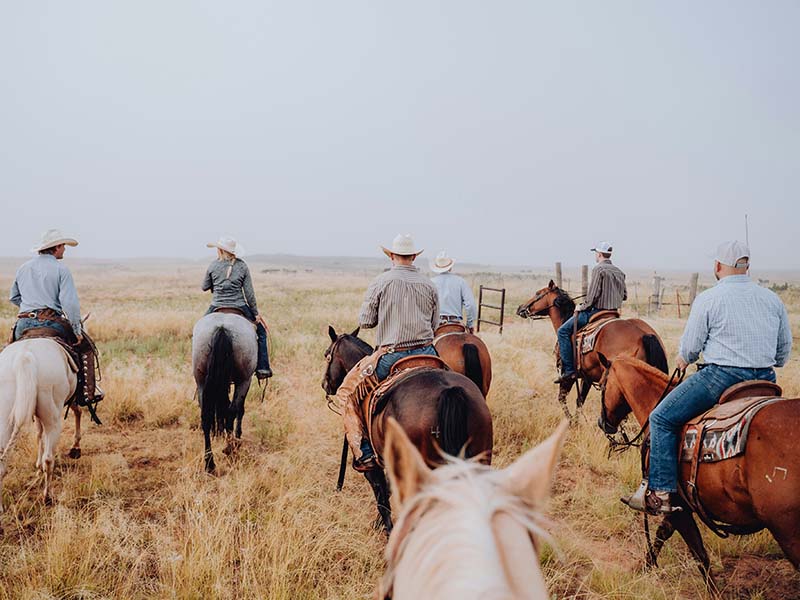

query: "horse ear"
left=548, top=279, right=556, bottom=289
left=500, top=420, right=568, bottom=507
left=351, top=326, right=360, bottom=338
left=384, top=417, right=431, bottom=508
left=597, top=352, right=611, bottom=369
left=328, top=325, right=338, bottom=342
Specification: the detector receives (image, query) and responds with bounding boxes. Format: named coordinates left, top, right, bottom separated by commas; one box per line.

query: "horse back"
left=192, top=313, right=257, bottom=384
left=580, top=318, right=666, bottom=380
left=434, top=333, right=492, bottom=395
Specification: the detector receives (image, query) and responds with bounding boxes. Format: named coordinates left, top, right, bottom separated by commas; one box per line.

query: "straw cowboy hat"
left=381, top=234, right=423, bottom=258
left=429, top=250, right=455, bottom=274
left=31, top=229, right=79, bottom=253
left=207, top=236, right=246, bottom=257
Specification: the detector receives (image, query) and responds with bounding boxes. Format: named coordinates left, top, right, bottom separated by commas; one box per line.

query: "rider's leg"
left=375, top=346, right=437, bottom=381
left=556, top=315, right=577, bottom=379
left=239, top=306, right=272, bottom=379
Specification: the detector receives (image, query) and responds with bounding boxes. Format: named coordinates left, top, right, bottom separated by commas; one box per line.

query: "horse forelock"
left=384, top=459, right=550, bottom=600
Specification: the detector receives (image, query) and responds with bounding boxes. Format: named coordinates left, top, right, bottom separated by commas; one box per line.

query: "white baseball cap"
left=591, top=241, right=613, bottom=254
left=715, top=240, right=750, bottom=268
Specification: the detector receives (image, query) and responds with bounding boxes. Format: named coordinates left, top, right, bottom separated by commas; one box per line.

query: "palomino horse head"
left=379, top=418, right=568, bottom=600
left=322, top=325, right=372, bottom=395
left=516, top=280, right=575, bottom=320
left=596, top=353, right=634, bottom=435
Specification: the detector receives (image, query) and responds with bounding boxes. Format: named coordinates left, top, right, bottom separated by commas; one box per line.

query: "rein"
left=602, top=367, right=685, bottom=455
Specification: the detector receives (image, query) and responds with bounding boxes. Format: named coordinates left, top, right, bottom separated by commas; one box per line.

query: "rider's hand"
left=676, top=355, right=689, bottom=372
left=76, top=334, right=84, bottom=345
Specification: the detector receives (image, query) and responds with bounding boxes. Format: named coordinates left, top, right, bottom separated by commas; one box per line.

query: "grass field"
left=0, top=261, right=798, bottom=599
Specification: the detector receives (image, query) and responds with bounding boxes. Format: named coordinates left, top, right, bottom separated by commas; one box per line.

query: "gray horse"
left=192, top=312, right=257, bottom=472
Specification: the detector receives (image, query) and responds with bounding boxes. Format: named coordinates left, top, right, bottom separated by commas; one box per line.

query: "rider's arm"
left=201, top=264, right=213, bottom=292
left=58, top=266, right=82, bottom=338
left=678, top=295, right=709, bottom=365
left=430, top=285, right=440, bottom=332
left=9, top=276, right=21, bottom=306
left=241, top=263, right=259, bottom=315
left=461, top=279, right=477, bottom=328
left=775, top=301, right=792, bottom=367
left=358, top=280, right=381, bottom=329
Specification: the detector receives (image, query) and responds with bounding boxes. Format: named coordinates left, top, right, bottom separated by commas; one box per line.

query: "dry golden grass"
left=0, top=263, right=798, bottom=599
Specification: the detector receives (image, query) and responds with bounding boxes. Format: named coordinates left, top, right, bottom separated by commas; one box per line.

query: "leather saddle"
left=574, top=311, right=620, bottom=366
left=434, top=323, right=468, bottom=336
left=213, top=307, right=247, bottom=318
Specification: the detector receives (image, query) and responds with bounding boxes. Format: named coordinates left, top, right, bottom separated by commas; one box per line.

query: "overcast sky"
left=1, top=2, right=797, bottom=269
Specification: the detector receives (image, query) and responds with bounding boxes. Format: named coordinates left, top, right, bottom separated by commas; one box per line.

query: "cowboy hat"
left=207, top=236, right=246, bottom=257
left=31, top=229, right=79, bottom=253
left=429, top=250, right=455, bottom=274
left=381, top=234, right=423, bottom=258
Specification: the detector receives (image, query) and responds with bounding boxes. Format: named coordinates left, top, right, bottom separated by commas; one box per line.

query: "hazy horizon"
left=1, top=2, right=798, bottom=270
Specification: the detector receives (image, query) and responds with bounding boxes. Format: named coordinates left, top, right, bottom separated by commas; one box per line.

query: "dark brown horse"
left=516, top=280, right=668, bottom=417
left=323, top=326, right=493, bottom=533
left=433, top=324, right=492, bottom=396
left=597, top=354, right=800, bottom=587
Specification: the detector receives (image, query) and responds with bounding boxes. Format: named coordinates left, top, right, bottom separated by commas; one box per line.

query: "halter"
left=599, top=367, right=685, bottom=455
left=518, top=289, right=584, bottom=321
left=324, top=336, right=347, bottom=414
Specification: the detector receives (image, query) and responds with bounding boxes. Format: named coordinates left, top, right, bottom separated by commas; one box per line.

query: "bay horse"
left=379, top=417, right=568, bottom=600
left=192, top=312, right=257, bottom=473
left=597, top=354, right=800, bottom=586
left=433, top=324, right=492, bottom=396
left=516, top=280, right=668, bottom=417
left=0, top=338, right=82, bottom=513
left=323, top=326, right=493, bottom=532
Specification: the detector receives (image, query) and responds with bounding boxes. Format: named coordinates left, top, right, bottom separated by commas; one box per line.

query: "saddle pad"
left=681, top=396, right=785, bottom=463
left=579, top=317, right=617, bottom=355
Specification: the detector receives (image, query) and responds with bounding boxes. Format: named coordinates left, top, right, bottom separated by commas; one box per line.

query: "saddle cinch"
left=361, top=354, right=450, bottom=467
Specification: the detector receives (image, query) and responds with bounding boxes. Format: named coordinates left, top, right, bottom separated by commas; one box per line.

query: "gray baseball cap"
left=715, top=240, right=750, bottom=267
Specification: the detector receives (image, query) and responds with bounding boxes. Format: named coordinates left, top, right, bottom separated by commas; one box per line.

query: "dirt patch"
left=719, top=555, right=800, bottom=600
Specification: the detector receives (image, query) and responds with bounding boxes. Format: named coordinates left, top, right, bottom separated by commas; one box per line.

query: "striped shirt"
left=432, top=272, right=477, bottom=327
left=578, top=259, right=627, bottom=311
left=359, top=265, right=439, bottom=349
left=202, top=258, right=259, bottom=314
left=9, top=254, right=82, bottom=336
left=679, top=275, right=792, bottom=368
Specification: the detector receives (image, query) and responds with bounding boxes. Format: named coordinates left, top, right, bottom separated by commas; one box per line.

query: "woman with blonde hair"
left=202, top=236, right=272, bottom=380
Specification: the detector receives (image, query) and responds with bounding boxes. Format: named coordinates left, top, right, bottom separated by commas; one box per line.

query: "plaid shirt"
left=679, top=275, right=792, bottom=368
left=359, top=265, right=439, bottom=348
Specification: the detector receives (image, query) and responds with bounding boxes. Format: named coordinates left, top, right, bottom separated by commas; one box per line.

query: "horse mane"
left=343, top=334, right=373, bottom=355
left=380, top=458, right=551, bottom=598
left=553, top=288, right=575, bottom=320
left=614, top=355, right=669, bottom=383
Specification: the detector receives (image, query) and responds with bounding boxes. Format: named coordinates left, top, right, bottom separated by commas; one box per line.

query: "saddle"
left=434, top=323, right=468, bottom=337
left=213, top=307, right=247, bottom=318
left=362, top=358, right=449, bottom=467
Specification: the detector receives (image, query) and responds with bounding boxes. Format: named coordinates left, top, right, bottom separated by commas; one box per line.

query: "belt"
left=440, top=316, right=463, bottom=322
left=380, top=342, right=433, bottom=353
left=17, top=309, right=60, bottom=320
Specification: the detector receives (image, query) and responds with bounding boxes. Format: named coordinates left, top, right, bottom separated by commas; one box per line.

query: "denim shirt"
left=431, top=272, right=477, bottom=327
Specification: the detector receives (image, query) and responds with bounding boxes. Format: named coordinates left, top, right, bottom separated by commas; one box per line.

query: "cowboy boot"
left=622, top=481, right=682, bottom=515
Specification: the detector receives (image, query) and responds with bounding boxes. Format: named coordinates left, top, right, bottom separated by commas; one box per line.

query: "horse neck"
left=616, top=362, right=668, bottom=426
left=342, top=340, right=370, bottom=371
left=548, top=305, right=565, bottom=332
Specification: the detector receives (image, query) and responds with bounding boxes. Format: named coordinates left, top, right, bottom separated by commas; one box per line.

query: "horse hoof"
left=68, top=448, right=81, bottom=459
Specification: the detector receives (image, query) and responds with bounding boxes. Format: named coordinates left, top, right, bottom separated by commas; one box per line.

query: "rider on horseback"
left=623, top=241, right=792, bottom=515
left=336, top=234, right=439, bottom=470
left=555, top=241, right=627, bottom=385
left=9, top=229, right=104, bottom=405
left=430, top=251, right=476, bottom=333
left=203, top=236, right=272, bottom=380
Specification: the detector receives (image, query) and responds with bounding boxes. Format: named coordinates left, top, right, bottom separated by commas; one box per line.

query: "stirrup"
left=620, top=479, right=649, bottom=512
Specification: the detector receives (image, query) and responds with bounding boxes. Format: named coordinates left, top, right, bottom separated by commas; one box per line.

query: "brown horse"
left=322, top=326, right=493, bottom=533
left=516, top=280, right=668, bottom=417
left=433, top=324, right=492, bottom=396
left=597, top=354, right=800, bottom=586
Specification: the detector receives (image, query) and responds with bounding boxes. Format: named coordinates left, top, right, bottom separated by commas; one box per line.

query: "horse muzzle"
left=516, top=306, right=531, bottom=319
left=598, top=416, right=618, bottom=435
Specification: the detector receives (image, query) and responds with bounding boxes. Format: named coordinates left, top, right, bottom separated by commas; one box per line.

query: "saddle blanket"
left=579, top=317, right=617, bottom=354
left=681, top=396, right=785, bottom=463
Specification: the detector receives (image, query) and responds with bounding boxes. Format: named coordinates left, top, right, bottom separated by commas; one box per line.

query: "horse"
left=322, top=326, right=493, bottom=532
left=192, top=312, right=257, bottom=473
left=0, top=338, right=82, bottom=513
left=516, top=280, right=668, bottom=417
left=433, top=324, right=492, bottom=396
left=597, top=354, right=800, bottom=587
left=378, top=417, right=568, bottom=600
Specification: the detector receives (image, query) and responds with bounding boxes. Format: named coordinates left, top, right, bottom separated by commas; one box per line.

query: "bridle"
left=324, top=336, right=347, bottom=414
left=518, top=289, right=557, bottom=320
left=599, top=366, right=685, bottom=455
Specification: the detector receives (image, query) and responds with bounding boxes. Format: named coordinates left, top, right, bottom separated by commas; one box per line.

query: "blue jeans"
left=649, top=364, right=776, bottom=492
left=206, top=305, right=270, bottom=372
left=376, top=345, right=438, bottom=381
left=557, top=308, right=599, bottom=375
left=14, top=317, right=72, bottom=341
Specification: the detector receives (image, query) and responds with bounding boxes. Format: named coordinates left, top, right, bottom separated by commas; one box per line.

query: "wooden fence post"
left=689, top=272, right=699, bottom=304
left=581, top=265, right=588, bottom=298
left=555, top=262, right=562, bottom=288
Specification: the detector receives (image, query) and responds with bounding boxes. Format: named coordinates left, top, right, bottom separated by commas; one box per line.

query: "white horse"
left=379, top=418, right=568, bottom=600
left=0, top=338, right=80, bottom=513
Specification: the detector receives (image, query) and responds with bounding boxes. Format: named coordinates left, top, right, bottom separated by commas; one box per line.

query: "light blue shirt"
left=431, top=272, right=477, bottom=327
left=9, top=254, right=82, bottom=336
left=679, top=275, right=792, bottom=368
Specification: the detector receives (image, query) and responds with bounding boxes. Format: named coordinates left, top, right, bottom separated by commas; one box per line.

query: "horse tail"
left=462, top=343, right=484, bottom=394
left=642, top=334, right=669, bottom=374
left=436, top=386, right=471, bottom=458
left=1, top=351, right=38, bottom=462
left=203, top=327, right=234, bottom=435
